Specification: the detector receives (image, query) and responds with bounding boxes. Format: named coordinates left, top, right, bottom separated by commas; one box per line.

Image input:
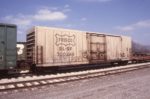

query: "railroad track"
left=0, top=62, right=150, bottom=92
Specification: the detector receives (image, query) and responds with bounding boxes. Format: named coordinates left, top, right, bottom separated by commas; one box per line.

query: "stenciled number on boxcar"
left=55, top=34, right=76, bottom=62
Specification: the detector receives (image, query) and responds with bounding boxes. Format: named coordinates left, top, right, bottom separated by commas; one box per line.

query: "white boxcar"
left=27, top=26, right=131, bottom=68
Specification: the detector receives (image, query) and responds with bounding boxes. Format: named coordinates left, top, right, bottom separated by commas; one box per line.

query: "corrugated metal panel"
left=106, top=35, right=131, bottom=61
left=0, top=23, right=17, bottom=70
left=0, top=25, right=5, bottom=69
left=121, top=36, right=132, bottom=60
left=106, top=35, right=122, bottom=60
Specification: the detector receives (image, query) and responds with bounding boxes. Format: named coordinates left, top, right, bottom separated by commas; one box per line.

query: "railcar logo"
left=55, top=34, right=76, bottom=46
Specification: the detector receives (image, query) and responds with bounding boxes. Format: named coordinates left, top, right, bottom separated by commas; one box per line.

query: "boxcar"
left=27, top=26, right=131, bottom=71
left=0, top=23, right=17, bottom=73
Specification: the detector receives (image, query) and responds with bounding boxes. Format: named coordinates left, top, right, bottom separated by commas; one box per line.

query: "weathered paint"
left=87, top=33, right=106, bottom=62
left=106, top=35, right=131, bottom=61
left=27, top=26, right=131, bottom=67
left=27, top=26, right=89, bottom=67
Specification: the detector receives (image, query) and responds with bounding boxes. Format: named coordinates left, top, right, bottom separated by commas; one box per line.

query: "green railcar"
left=0, top=23, right=17, bottom=73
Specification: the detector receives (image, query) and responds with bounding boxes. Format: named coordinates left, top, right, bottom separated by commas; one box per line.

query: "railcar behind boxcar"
left=132, top=53, right=150, bottom=63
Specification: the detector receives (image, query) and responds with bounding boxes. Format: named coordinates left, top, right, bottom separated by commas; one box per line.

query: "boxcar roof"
left=27, top=26, right=130, bottom=38
left=0, top=23, right=17, bottom=27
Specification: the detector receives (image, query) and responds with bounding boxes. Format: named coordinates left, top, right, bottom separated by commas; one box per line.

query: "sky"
left=0, top=0, right=150, bottom=45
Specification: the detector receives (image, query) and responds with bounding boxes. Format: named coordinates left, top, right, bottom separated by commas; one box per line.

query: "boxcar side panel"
left=0, top=25, right=5, bottom=69
left=121, top=36, right=131, bottom=60
left=45, top=29, right=54, bottom=64
left=82, top=33, right=88, bottom=62
left=35, top=27, right=45, bottom=64
left=0, top=24, right=16, bottom=70
left=35, top=27, right=88, bottom=67
left=6, top=26, right=17, bottom=69
left=106, top=35, right=122, bottom=61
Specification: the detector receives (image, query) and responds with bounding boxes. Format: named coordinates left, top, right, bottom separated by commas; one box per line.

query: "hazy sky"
left=0, top=0, right=150, bottom=45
